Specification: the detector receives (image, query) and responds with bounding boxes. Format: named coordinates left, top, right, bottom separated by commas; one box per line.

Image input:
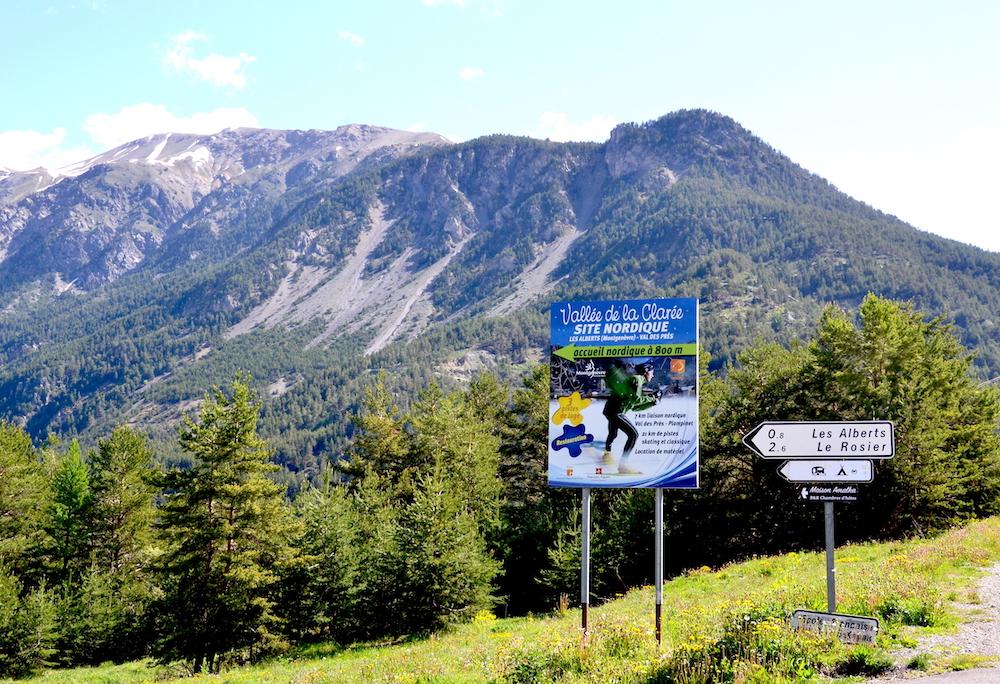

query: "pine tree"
left=151, top=376, right=299, bottom=673
left=493, top=365, right=575, bottom=612
left=45, top=440, right=92, bottom=585
left=70, top=426, right=158, bottom=664
left=280, top=482, right=362, bottom=642
left=693, top=294, right=1000, bottom=557
left=391, top=472, right=498, bottom=632
left=343, top=374, right=408, bottom=481
left=346, top=378, right=502, bottom=635
left=0, top=423, right=47, bottom=576
left=802, top=294, right=1000, bottom=533
left=0, top=569, right=56, bottom=678
left=89, top=426, right=156, bottom=575
left=407, top=384, right=502, bottom=532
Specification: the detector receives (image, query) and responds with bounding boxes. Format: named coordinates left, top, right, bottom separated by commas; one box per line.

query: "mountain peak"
left=604, top=108, right=791, bottom=184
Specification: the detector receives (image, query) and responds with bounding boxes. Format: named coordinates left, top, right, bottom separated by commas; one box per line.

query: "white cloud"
left=338, top=30, right=365, bottom=47
left=164, top=31, right=256, bottom=89
left=0, top=105, right=259, bottom=174
left=83, top=103, right=259, bottom=149
left=0, top=128, right=94, bottom=172
left=458, top=66, right=485, bottom=81
left=533, top=112, right=616, bottom=142
left=406, top=122, right=427, bottom=132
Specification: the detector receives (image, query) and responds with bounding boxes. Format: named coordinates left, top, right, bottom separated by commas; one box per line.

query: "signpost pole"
left=655, top=488, right=663, bottom=646
left=581, top=487, right=591, bottom=641
left=824, top=501, right=836, bottom=612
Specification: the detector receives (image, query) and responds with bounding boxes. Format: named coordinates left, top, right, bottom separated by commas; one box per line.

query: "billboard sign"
left=548, top=297, right=699, bottom=488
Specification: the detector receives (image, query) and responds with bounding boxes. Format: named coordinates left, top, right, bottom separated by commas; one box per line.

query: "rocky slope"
left=0, top=125, right=448, bottom=290
left=1, top=110, right=998, bottom=475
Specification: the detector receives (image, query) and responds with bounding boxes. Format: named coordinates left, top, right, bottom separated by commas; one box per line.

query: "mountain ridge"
left=1, top=109, right=998, bottom=480
left=0, top=124, right=450, bottom=290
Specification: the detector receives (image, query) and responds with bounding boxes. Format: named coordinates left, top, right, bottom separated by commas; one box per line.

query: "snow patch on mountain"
left=146, top=133, right=171, bottom=162
left=53, top=272, right=81, bottom=294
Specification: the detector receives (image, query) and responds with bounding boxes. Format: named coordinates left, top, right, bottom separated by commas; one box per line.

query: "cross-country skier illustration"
left=601, top=360, right=660, bottom=474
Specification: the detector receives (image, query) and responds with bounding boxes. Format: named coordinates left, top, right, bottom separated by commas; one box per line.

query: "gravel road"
left=866, top=563, right=1000, bottom=682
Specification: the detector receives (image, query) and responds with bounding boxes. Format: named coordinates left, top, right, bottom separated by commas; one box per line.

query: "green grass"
left=10, top=517, right=1000, bottom=683
left=941, top=654, right=995, bottom=672
left=906, top=652, right=931, bottom=670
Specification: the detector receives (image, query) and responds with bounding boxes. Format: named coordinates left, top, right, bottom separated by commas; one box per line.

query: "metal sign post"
left=742, top=419, right=895, bottom=643
left=581, top=487, right=591, bottom=640
left=654, top=488, right=663, bottom=646
left=825, top=501, right=836, bottom=612
left=548, top=298, right=701, bottom=646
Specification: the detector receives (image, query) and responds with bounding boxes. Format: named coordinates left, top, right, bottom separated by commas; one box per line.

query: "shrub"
left=835, top=646, right=894, bottom=677
left=0, top=569, right=57, bottom=678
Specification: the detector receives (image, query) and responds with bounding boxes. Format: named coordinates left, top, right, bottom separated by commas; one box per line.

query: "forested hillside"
left=2, top=295, right=999, bottom=679
left=1, top=109, right=999, bottom=481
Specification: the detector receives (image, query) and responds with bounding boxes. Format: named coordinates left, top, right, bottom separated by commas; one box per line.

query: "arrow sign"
left=778, top=460, right=873, bottom=483
left=743, top=421, right=894, bottom=459
left=554, top=343, right=698, bottom=361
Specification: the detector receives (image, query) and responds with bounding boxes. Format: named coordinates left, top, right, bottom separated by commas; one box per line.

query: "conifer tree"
left=346, top=378, right=502, bottom=635
left=493, top=366, right=574, bottom=611
left=152, top=376, right=299, bottom=673
left=45, top=440, right=92, bottom=584
left=693, top=294, right=1000, bottom=558
left=802, top=294, right=1000, bottom=533
left=88, top=426, right=156, bottom=575
left=0, top=570, right=56, bottom=678
left=280, top=482, right=361, bottom=642
left=70, top=426, right=158, bottom=664
left=343, top=375, right=407, bottom=480
left=0, top=423, right=47, bottom=575
left=391, top=472, right=498, bottom=631
left=0, top=424, right=56, bottom=678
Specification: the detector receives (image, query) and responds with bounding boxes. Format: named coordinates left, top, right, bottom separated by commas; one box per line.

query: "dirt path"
left=867, top=563, right=1000, bottom=681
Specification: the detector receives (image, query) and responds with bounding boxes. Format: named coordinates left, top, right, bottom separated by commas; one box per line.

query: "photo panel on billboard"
left=548, top=298, right=699, bottom=488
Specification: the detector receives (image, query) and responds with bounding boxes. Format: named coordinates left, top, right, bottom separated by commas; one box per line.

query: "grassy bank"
left=11, top=517, right=1000, bottom=683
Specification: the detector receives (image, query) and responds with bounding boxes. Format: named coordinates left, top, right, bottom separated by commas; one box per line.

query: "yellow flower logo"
left=552, top=392, right=592, bottom=425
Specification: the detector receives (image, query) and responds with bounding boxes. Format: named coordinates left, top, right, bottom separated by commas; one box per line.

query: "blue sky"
left=2, top=0, right=998, bottom=251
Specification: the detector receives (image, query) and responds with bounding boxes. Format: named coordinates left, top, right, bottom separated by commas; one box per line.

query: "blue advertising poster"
left=548, top=298, right=699, bottom=488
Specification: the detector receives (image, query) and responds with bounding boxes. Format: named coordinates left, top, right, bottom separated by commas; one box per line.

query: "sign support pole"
left=824, top=501, right=836, bottom=612
left=581, top=487, right=591, bottom=642
left=654, top=488, right=663, bottom=646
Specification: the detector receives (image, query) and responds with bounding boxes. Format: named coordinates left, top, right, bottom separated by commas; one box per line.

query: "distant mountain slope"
left=1, top=110, right=997, bottom=479
left=0, top=125, right=448, bottom=290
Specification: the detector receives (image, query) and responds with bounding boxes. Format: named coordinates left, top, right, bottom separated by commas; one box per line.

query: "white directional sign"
left=778, top=460, right=873, bottom=483
left=743, top=421, right=894, bottom=459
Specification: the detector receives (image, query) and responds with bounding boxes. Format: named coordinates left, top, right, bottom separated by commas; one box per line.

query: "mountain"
left=0, top=126, right=448, bottom=290
left=2, top=110, right=998, bottom=483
